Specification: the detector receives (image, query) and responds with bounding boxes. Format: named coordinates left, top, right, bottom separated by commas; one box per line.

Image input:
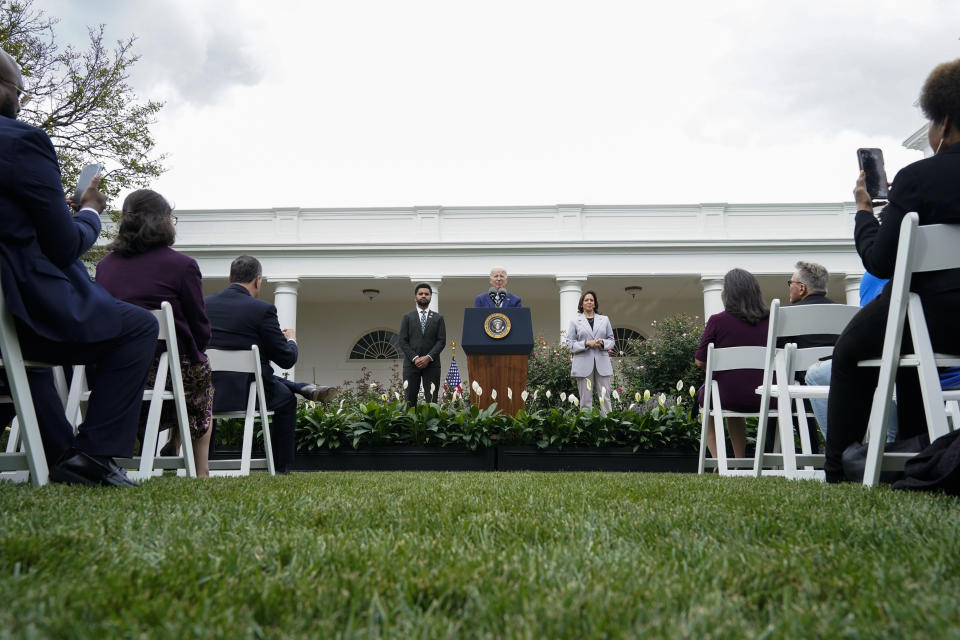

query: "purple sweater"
left=96, top=246, right=211, bottom=363
left=695, top=311, right=769, bottom=412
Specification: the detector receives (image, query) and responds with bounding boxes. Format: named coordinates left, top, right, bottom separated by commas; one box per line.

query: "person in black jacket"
left=398, top=283, right=446, bottom=405
left=205, top=255, right=330, bottom=472
left=825, top=58, right=960, bottom=482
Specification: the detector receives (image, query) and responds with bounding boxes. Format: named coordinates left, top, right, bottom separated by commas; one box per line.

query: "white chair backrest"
left=705, top=344, right=766, bottom=372
left=206, top=347, right=260, bottom=374
left=771, top=301, right=860, bottom=338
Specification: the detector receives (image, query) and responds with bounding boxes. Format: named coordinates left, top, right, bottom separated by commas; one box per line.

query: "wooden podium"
left=461, top=308, right=534, bottom=416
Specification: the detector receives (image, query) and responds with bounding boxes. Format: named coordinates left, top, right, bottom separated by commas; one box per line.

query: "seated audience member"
left=825, top=58, right=960, bottom=482
left=204, top=255, right=333, bottom=473
left=474, top=267, right=522, bottom=308
left=96, top=189, right=214, bottom=477
left=694, top=268, right=770, bottom=460
left=0, top=48, right=157, bottom=487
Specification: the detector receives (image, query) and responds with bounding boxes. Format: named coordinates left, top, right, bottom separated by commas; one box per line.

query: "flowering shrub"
left=618, top=313, right=704, bottom=395
left=525, top=335, right=577, bottom=409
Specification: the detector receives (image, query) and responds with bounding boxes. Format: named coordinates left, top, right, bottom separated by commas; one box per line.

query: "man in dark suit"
left=0, top=49, right=158, bottom=487
left=474, top=266, right=522, bottom=308
left=204, top=255, right=331, bottom=472
left=398, top=283, right=446, bottom=404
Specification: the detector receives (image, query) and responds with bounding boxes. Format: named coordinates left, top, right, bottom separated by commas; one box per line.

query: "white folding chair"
left=207, top=346, right=276, bottom=476
left=697, top=344, right=767, bottom=476
left=64, top=302, right=197, bottom=480
left=859, top=212, right=960, bottom=486
left=0, top=274, right=52, bottom=486
left=752, top=299, right=860, bottom=479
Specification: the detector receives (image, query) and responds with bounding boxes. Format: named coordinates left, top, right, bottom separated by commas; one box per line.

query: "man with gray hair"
left=474, top=266, right=522, bottom=308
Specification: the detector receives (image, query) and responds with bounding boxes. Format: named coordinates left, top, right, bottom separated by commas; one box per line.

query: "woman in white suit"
left=566, top=290, right=615, bottom=414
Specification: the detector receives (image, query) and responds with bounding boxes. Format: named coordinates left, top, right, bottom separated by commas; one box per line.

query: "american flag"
left=445, top=355, right=462, bottom=390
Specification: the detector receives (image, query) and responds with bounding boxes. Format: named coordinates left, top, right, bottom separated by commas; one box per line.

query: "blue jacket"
left=473, top=292, right=523, bottom=308
left=0, top=116, right=120, bottom=342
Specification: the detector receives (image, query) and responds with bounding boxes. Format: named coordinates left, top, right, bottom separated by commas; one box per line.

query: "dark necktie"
left=420, top=310, right=427, bottom=332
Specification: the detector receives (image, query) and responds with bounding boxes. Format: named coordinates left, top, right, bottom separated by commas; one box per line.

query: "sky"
left=35, top=0, right=960, bottom=210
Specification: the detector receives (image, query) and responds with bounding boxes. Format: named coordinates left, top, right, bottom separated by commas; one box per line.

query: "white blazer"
left=566, top=313, right=615, bottom=377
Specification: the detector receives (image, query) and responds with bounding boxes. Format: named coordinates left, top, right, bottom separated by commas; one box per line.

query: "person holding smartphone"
left=824, top=58, right=960, bottom=482
left=0, top=48, right=158, bottom=487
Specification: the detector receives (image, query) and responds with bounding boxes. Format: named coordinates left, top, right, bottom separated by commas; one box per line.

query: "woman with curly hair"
left=825, top=58, right=960, bottom=482
left=96, top=189, right=213, bottom=476
left=694, top=268, right=770, bottom=461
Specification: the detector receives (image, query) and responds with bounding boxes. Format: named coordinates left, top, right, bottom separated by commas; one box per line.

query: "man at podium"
left=474, top=267, right=522, bottom=308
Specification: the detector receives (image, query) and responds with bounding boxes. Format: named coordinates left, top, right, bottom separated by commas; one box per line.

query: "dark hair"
left=230, top=255, right=262, bottom=284
left=920, top=59, right=960, bottom=129
left=106, top=189, right=175, bottom=257
left=577, top=290, right=599, bottom=313
left=722, top=268, right=768, bottom=325
left=414, top=282, right=433, bottom=295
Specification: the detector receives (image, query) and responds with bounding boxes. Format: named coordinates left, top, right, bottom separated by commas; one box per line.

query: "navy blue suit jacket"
left=473, top=292, right=523, bottom=308
left=0, top=116, right=121, bottom=342
left=204, top=284, right=298, bottom=411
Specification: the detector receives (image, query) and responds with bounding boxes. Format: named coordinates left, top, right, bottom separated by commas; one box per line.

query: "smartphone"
left=73, top=163, right=104, bottom=202
left=856, top=148, right=889, bottom=199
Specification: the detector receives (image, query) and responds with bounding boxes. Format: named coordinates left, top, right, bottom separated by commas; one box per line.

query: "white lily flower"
left=491, top=389, right=497, bottom=400
left=370, top=383, right=377, bottom=389
left=612, top=389, right=620, bottom=402
left=533, top=389, right=539, bottom=401
left=337, top=398, right=345, bottom=415
left=689, top=386, right=696, bottom=398
left=599, top=386, right=606, bottom=399
left=475, top=385, right=483, bottom=397
left=635, top=391, right=642, bottom=403
left=430, top=382, right=436, bottom=394
left=394, top=391, right=401, bottom=401
left=658, top=393, right=666, bottom=407
left=644, top=390, right=651, bottom=402
left=570, top=395, right=579, bottom=406
left=471, top=380, right=481, bottom=394
left=546, top=390, right=552, bottom=399
left=403, top=380, right=409, bottom=390
left=507, top=387, right=513, bottom=400
left=677, top=395, right=683, bottom=405
left=521, top=390, right=529, bottom=402
left=381, top=394, right=388, bottom=401
left=676, top=380, right=684, bottom=391
left=560, top=392, right=567, bottom=403
left=586, top=379, right=592, bottom=391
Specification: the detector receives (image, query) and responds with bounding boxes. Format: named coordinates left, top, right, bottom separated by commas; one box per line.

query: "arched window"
left=613, top=327, right=644, bottom=357
left=349, top=330, right=401, bottom=360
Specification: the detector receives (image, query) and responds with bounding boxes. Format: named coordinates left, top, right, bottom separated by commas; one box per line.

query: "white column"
left=844, top=274, right=863, bottom=307
left=700, top=275, right=724, bottom=320
left=411, top=278, right=442, bottom=313
left=272, top=279, right=300, bottom=379
left=557, top=277, right=587, bottom=340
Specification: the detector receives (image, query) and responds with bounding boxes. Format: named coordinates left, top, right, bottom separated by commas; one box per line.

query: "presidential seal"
left=483, top=312, right=511, bottom=339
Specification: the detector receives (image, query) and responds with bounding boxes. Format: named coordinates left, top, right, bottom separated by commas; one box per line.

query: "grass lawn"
left=1, top=472, right=958, bottom=638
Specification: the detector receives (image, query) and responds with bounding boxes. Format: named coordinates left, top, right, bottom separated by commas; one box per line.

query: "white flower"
left=570, top=395, right=579, bottom=406
left=394, top=391, right=401, bottom=401
left=430, top=382, right=436, bottom=394
left=676, top=379, right=684, bottom=391
left=370, top=383, right=377, bottom=389
left=521, top=390, right=529, bottom=402
left=586, top=379, right=592, bottom=391
left=472, top=380, right=481, bottom=394
left=533, top=389, right=539, bottom=401
left=507, top=387, right=513, bottom=400
left=612, top=389, right=620, bottom=402
left=635, top=391, right=642, bottom=403
left=546, top=390, right=552, bottom=399
left=381, top=393, right=388, bottom=401
left=475, top=384, right=483, bottom=397
left=658, top=393, right=666, bottom=407
left=643, top=390, right=651, bottom=402
left=491, top=389, right=498, bottom=400
left=689, top=386, right=696, bottom=398
left=677, top=396, right=683, bottom=405
left=337, top=398, right=345, bottom=415
left=560, top=392, right=567, bottom=403
left=403, top=380, right=409, bottom=390
left=599, top=386, right=606, bottom=399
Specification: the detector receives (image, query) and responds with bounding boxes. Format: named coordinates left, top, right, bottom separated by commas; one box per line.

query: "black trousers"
left=264, top=376, right=300, bottom=472
left=403, top=365, right=441, bottom=405
left=825, top=288, right=960, bottom=481
left=0, top=300, right=158, bottom=463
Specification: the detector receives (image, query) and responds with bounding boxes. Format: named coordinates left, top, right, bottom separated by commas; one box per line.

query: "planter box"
left=290, top=446, right=497, bottom=472
left=496, top=446, right=698, bottom=473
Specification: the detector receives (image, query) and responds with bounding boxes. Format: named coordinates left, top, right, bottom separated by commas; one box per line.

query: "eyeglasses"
left=0, top=78, right=32, bottom=106
left=786, top=280, right=806, bottom=288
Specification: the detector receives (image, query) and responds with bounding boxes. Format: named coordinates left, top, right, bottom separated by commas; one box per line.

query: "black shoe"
left=300, top=384, right=337, bottom=403
left=50, top=449, right=138, bottom=488
left=159, top=442, right=177, bottom=457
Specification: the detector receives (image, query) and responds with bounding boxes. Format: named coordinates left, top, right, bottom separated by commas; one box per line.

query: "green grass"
left=1, top=473, right=958, bottom=639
